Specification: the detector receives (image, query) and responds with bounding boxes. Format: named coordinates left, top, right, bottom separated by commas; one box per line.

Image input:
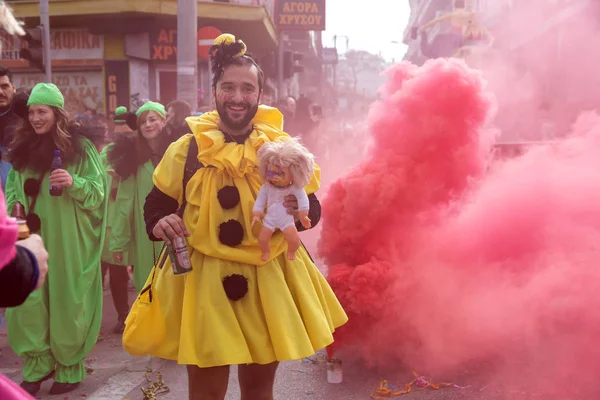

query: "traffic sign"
left=198, top=26, right=222, bottom=59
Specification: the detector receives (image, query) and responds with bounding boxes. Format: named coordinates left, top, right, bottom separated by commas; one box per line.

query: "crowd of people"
left=0, top=32, right=346, bottom=400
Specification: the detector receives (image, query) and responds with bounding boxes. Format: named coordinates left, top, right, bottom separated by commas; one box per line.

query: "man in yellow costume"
left=142, top=34, right=348, bottom=399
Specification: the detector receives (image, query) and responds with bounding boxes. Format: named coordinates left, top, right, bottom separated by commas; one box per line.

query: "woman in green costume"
left=99, top=106, right=134, bottom=334
left=4, top=83, right=106, bottom=396
left=108, top=101, right=175, bottom=292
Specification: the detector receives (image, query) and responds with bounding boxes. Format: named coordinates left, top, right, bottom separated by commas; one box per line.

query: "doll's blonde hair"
left=257, top=137, right=315, bottom=188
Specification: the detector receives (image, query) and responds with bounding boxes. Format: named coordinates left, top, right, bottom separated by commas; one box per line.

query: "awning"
left=8, top=0, right=278, bottom=52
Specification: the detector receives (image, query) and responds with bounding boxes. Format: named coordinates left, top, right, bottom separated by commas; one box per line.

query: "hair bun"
left=210, top=33, right=247, bottom=64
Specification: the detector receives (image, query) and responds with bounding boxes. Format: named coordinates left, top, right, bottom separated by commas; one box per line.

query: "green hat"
left=27, top=83, right=64, bottom=109
left=114, top=106, right=128, bottom=123
left=135, top=101, right=166, bottom=119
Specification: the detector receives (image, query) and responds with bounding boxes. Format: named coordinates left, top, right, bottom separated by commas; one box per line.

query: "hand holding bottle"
left=49, top=169, right=73, bottom=188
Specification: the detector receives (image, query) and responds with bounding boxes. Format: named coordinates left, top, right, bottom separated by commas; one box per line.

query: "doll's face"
left=266, top=163, right=292, bottom=187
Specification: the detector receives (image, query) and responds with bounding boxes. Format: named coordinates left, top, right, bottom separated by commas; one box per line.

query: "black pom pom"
left=23, top=178, right=40, bottom=197
left=26, top=212, right=41, bottom=233
left=218, top=219, right=244, bottom=247
left=222, top=274, right=248, bottom=301
left=217, top=186, right=240, bottom=209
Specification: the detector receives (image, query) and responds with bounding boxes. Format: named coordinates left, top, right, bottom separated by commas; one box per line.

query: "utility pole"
left=40, top=0, right=51, bottom=82
left=332, top=35, right=337, bottom=92
left=177, top=0, right=198, bottom=113
left=277, top=30, right=285, bottom=100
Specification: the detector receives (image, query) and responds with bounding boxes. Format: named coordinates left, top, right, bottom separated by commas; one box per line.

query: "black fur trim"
left=222, top=274, right=248, bottom=301
left=125, top=112, right=138, bottom=131
left=107, top=124, right=183, bottom=180
left=106, top=132, right=140, bottom=179
left=26, top=213, right=41, bottom=233
left=218, top=219, right=244, bottom=247
left=8, top=121, right=102, bottom=173
left=217, top=186, right=240, bottom=209
left=65, top=122, right=106, bottom=149
left=23, top=178, right=40, bottom=197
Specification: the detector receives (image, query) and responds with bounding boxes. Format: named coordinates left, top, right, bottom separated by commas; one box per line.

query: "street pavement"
left=0, top=277, right=589, bottom=400
left=0, top=288, right=499, bottom=400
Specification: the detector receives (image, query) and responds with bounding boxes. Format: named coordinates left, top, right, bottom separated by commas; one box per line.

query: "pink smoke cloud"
left=318, top=56, right=600, bottom=395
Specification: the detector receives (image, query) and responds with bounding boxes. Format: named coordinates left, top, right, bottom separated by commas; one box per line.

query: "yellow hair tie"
left=214, top=33, right=235, bottom=46
left=214, top=33, right=247, bottom=58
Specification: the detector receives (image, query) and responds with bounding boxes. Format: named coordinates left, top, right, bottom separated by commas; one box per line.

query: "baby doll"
left=252, top=137, right=315, bottom=261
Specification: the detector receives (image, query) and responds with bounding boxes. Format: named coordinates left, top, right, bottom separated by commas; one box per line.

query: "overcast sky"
left=322, top=0, right=411, bottom=61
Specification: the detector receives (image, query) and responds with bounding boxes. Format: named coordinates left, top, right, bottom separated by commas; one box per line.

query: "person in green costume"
left=3, top=83, right=106, bottom=396
left=107, top=101, right=173, bottom=292
left=99, top=105, right=133, bottom=334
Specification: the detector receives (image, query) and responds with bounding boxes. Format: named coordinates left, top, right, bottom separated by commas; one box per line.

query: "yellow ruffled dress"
left=147, top=106, right=348, bottom=367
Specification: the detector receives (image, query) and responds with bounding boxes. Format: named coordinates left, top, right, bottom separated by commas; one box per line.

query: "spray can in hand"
left=50, top=150, right=63, bottom=196
left=168, top=236, right=193, bottom=275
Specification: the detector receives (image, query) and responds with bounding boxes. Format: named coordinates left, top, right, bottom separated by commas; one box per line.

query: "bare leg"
left=187, top=365, right=230, bottom=400
left=258, top=227, right=274, bottom=261
left=238, top=362, right=279, bottom=400
left=283, top=226, right=300, bottom=260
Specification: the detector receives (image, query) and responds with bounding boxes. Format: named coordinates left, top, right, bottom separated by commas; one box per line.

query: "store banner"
left=151, top=28, right=178, bottom=63
left=14, top=71, right=104, bottom=115
left=275, top=0, right=326, bottom=31
left=105, top=60, right=131, bottom=120
left=0, top=29, right=103, bottom=61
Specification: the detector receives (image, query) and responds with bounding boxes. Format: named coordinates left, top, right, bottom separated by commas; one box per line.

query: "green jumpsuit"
left=99, top=146, right=129, bottom=266
left=109, top=160, right=162, bottom=292
left=4, top=138, right=106, bottom=384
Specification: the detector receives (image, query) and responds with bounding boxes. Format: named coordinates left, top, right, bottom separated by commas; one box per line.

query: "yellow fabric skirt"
left=147, top=244, right=348, bottom=367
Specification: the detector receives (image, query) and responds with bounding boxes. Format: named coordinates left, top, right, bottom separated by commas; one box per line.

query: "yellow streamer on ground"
left=141, top=368, right=170, bottom=399
left=370, top=371, right=454, bottom=398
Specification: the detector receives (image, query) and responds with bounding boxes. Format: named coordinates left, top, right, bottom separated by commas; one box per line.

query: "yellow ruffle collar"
left=185, top=106, right=289, bottom=178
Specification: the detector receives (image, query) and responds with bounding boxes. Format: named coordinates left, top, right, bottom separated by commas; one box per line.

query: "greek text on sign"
left=275, top=0, right=326, bottom=31
left=51, top=30, right=103, bottom=60
left=0, top=29, right=103, bottom=61
left=152, top=28, right=178, bottom=62
left=14, top=71, right=104, bottom=115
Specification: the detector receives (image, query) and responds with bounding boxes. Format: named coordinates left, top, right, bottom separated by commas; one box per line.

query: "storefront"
left=150, top=26, right=212, bottom=108
left=1, top=29, right=106, bottom=116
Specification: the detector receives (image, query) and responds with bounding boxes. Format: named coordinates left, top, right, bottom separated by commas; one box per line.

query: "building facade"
left=3, top=0, right=281, bottom=119
left=402, top=0, right=497, bottom=64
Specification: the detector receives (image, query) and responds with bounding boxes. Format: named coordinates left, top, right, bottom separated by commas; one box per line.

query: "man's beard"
left=216, top=99, right=259, bottom=132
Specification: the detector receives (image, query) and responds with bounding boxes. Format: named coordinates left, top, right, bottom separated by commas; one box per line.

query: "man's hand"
left=284, top=195, right=299, bottom=221
left=152, top=213, right=189, bottom=244
left=17, top=234, right=48, bottom=290
left=49, top=169, right=74, bottom=188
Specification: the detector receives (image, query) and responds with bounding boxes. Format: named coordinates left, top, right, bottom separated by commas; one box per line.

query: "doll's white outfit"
left=253, top=184, right=309, bottom=231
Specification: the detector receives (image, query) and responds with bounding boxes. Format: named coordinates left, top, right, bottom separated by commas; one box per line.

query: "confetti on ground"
left=370, top=371, right=460, bottom=398
left=302, top=352, right=327, bottom=364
